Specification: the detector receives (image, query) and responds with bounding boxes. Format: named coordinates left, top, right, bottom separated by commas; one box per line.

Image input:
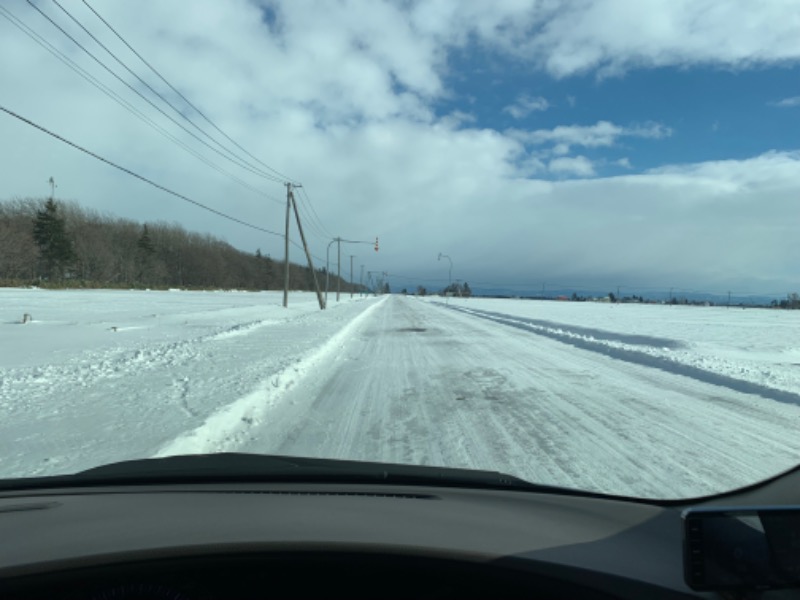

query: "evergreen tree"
left=137, top=224, right=155, bottom=254
left=32, top=199, right=74, bottom=279
left=136, top=224, right=156, bottom=284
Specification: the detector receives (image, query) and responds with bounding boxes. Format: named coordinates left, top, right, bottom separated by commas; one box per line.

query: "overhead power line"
left=298, top=187, right=335, bottom=239
left=81, top=0, right=295, bottom=185
left=0, top=104, right=286, bottom=238
left=51, top=0, right=286, bottom=186
left=0, top=4, right=283, bottom=207
left=2, top=6, right=338, bottom=263
left=25, top=0, right=285, bottom=186
left=293, top=193, right=330, bottom=241
left=0, top=104, right=336, bottom=263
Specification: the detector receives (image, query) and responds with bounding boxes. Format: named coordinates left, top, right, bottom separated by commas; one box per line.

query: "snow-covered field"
left=0, top=289, right=379, bottom=477
left=1, top=288, right=799, bottom=499
left=437, top=297, right=800, bottom=398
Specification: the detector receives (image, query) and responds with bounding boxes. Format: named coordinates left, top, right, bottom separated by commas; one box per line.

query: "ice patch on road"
left=154, top=297, right=386, bottom=457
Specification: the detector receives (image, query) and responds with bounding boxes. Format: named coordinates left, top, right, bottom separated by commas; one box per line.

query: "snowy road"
left=2, top=289, right=800, bottom=499
left=223, top=295, right=800, bottom=499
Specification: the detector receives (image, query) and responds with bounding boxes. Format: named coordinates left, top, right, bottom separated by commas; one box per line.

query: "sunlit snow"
left=1, top=288, right=799, bottom=499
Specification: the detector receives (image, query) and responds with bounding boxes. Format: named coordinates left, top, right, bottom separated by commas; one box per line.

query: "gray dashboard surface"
left=0, top=482, right=696, bottom=596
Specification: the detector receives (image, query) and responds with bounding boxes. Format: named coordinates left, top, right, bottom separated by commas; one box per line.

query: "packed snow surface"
left=1, top=288, right=799, bottom=499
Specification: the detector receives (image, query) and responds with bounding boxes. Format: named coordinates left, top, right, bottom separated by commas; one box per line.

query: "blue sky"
left=441, top=48, right=800, bottom=172
left=1, top=0, right=799, bottom=297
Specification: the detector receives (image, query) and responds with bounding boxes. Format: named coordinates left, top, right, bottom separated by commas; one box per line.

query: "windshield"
left=1, top=0, right=799, bottom=500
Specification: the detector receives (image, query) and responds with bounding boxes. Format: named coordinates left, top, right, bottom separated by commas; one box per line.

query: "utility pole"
left=288, top=184, right=324, bottom=309
left=282, top=183, right=291, bottom=308
left=360, top=264, right=364, bottom=297
left=336, top=237, right=341, bottom=302
left=350, top=255, right=355, bottom=298
left=48, top=176, right=56, bottom=200
left=325, top=237, right=375, bottom=305
left=367, top=271, right=387, bottom=295
left=728, top=291, right=731, bottom=308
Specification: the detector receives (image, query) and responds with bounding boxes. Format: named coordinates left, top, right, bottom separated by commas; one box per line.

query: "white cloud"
left=552, top=143, right=571, bottom=156
left=549, top=156, right=595, bottom=177
left=439, top=110, right=477, bottom=127
left=509, top=121, right=672, bottom=153
left=503, top=95, right=549, bottom=119
left=771, top=96, right=800, bottom=107
left=354, top=0, right=800, bottom=80
left=511, top=1, right=800, bottom=78
left=0, top=0, right=798, bottom=292
left=615, top=157, right=632, bottom=169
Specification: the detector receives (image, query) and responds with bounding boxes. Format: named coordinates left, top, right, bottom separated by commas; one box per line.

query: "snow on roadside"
left=155, top=296, right=387, bottom=457
left=0, top=289, right=381, bottom=478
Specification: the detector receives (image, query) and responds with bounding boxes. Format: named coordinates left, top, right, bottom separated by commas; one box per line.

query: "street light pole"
left=325, top=236, right=377, bottom=307
left=337, top=237, right=341, bottom=302
left=350, top=255, right=355, bottom=299
left=438, top=253, right=453, bottom=303
left=438, top=253, right=452, bottom=286
left=325, top=237, right=338, bottom=308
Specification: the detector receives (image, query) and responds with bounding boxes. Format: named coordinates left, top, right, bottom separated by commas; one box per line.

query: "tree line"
left=0, top=197, right=357, bottom=292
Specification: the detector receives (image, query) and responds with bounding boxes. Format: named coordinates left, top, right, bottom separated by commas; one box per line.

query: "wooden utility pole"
left=282, top=183, right=292, bottom=308
left=350, top=255, right=355, bottom=298
left=289, top=185, right=325, bottom=310
left=336, top=238, right=342, bottom=302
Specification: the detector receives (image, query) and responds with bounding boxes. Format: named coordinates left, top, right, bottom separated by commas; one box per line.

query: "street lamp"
left=325, top=237, right=377, bottom=307
left=438, top=253, right=452, bottom=300
left=325, top=238, right=338, bottom=308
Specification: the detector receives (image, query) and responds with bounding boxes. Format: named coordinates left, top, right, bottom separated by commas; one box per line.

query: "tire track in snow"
left=447, top=305, right=800, bottom=407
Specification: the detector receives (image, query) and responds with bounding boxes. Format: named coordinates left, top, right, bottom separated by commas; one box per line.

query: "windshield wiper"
left=0, top=453, right=583, bottom=496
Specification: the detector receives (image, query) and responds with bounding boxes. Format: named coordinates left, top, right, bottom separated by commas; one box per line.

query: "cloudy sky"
left=1, top=0, right=799, bottom=297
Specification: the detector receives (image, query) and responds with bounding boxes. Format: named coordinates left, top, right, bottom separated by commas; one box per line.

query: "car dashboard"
left=2, top=476, right=800, bottom=599
left=1, top=481, right=696, bottom=599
